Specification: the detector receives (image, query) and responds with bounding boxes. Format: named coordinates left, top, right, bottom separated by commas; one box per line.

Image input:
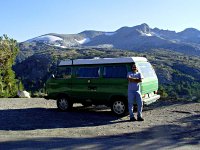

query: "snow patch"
left=140, top=32, right=152, bottom=36
left=145, top=33, right=152, bottom=36
left=54, top=44, right=67, bottom=48
left=28, top=35, right=63, bottom=42
left=105, top=32, right=116, bottom=36
left=75, top=38, right=90, bottom=44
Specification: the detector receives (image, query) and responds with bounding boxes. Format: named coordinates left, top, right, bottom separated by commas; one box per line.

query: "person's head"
left=132, top=64, right=137, bottom=72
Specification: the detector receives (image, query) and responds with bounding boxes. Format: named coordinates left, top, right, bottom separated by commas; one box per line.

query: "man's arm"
left=128, top=76, right=142, bottom=83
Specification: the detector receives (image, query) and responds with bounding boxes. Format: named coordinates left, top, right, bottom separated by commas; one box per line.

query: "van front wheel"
left=111, top=100, right=127, bottom=116
left=57, top=97, right=73, bottom=111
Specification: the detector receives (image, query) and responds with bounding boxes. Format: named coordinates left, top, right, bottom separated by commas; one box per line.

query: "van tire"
left=111, top=99, right=127, bottom=116
left=57, top=96, right=73, bottom=111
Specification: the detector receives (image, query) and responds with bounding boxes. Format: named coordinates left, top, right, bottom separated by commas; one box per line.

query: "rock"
left=17, top=90, right=31, bottom=98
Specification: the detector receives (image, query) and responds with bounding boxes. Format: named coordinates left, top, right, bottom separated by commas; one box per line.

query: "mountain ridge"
left=21, top=23, right=200, bottom=56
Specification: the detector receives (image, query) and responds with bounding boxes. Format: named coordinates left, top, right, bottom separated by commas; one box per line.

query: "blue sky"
left=1, top=0, right=200, bottom=42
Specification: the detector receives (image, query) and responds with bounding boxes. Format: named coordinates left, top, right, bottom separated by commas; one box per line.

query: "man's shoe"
left=137, top=117, right=144, bottom=121
left=130, top=117, right=137, bottom=121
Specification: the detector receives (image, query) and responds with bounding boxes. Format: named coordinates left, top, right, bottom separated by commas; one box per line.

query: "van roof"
left=59, top=57, right=148, bottom=66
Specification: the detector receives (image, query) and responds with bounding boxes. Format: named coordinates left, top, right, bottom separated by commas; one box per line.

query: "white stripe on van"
left=59, top=57, right=148, bottom=66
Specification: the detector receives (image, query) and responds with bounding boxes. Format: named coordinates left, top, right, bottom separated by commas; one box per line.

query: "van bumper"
left=143, top=94, right=160, bottom=105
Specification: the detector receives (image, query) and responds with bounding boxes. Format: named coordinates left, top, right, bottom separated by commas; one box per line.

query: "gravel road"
left=0, top=98, right=199, bottom=150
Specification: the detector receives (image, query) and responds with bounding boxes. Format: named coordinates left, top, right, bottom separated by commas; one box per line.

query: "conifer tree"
left=0, top=35, right=19, bottom=97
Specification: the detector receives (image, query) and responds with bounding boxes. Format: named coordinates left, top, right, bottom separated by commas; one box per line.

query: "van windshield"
left=137, top=62, right=156, bottom=78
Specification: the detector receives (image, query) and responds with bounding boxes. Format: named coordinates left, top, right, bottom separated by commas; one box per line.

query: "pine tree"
left=0, top=35, right=19, bottom=97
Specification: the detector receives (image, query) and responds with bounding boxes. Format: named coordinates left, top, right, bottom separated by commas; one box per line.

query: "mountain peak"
left=178, top=28, right=200, bottom=39
left=79, top=30, right=104, bottom=38
left=116, top=23, right=151, bottom=35
left=26, top=35, right=63, bottom=43
left=181, top=28, right=200, bottom=33
left=134, top=23, right=150, bottom=29
left=132, top=23, right=152, bottom=36
left=136, top=23, right=149, bottom=28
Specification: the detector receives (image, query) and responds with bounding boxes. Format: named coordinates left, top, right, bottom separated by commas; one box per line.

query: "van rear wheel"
left=57, top=97, right=73, bottom=111
left=111, top=100, right=127, bottom=116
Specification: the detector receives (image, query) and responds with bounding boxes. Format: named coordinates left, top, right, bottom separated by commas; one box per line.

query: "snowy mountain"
left=27, top=35, right=63, bottom=42
left=22, top=23, right=200, bottom=56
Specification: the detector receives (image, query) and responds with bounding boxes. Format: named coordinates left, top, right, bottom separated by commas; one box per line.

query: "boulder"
left=17, top=90, right=31, bottom=98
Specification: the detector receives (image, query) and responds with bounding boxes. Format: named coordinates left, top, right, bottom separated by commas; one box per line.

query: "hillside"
left=13, top=45, right=200, bottom=99
left=12, top=23, right=200, bottom=99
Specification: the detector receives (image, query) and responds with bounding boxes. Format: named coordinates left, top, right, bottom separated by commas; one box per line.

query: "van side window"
left=55, top=67, right=71, bottom=79
left=137, top=63, right=156, bottom=78
left=103, top=65, right=127, bottom=78
left=76, top=67, right=100, bottom=78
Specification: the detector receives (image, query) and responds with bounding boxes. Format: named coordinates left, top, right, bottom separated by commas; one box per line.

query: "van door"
left=95, top=64, right=128, bottom=103
left=71, top=66, right=100, bottom=102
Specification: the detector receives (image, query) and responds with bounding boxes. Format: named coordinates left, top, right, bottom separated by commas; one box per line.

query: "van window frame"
left=102, top=64, right=128, bottom=79
left=54, top=66, right=72, bottom=79
left=136, top=62, right=157, bottom=79
left=75, top=65, right=101, bottom=79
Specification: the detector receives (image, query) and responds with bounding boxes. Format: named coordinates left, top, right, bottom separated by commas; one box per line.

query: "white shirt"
left=127, top=71, right=142, bottom=92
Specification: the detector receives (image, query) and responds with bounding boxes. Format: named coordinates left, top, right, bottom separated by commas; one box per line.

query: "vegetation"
left=144, top=49, right=200, bottom=100
left=0, top=35, right=20, bottom=97
left=0, top=33, right=199, bottom=100
left=14, top=43, right=200, bottom=100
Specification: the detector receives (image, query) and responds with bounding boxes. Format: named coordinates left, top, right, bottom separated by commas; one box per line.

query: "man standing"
left=127, top=64, right=144, bottom=121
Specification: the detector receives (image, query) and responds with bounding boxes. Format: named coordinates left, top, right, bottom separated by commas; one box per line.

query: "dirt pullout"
left=0, top=98, right=199, bottom=150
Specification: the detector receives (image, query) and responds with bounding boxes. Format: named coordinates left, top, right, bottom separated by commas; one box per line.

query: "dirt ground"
left=0, top=98, right=199, bottom=150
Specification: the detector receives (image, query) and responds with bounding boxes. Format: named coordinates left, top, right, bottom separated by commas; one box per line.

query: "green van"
left=45, top=57, right=160, bottom=116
